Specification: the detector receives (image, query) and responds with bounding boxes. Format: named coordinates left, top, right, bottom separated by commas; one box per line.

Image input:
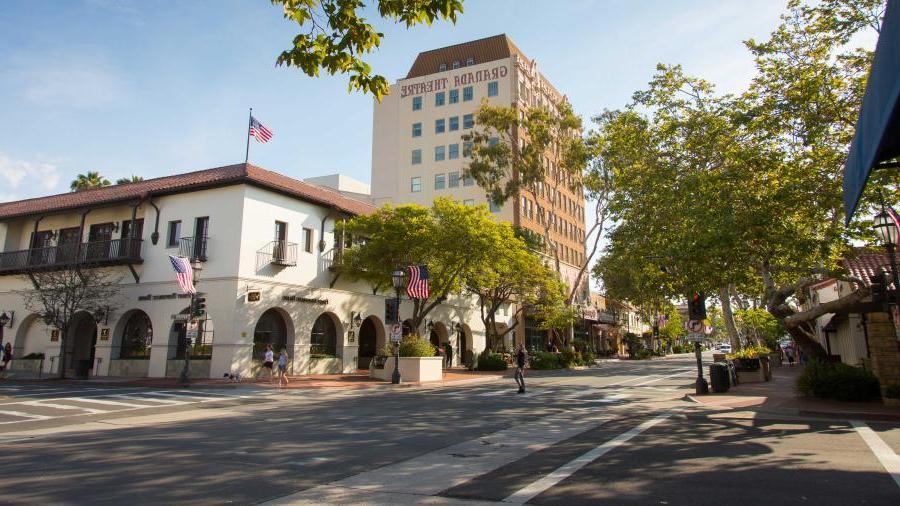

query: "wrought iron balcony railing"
left=179, top=236, right=208, bottom=262
left=0, top=238, right=143, bottom=275
left=260, top=240, right=297, bottom=266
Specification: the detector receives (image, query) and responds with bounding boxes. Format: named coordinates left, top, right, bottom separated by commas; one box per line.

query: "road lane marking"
left=20, top=400, right=107, bottom=414
left=0, top=410, right=53, bottom=423
left=109, top=394, right=187, bottom=404
left=64, top=397, right=147, bottom=408
left=852, top=420, right=900, bottom=489
left=503, top=411, right=673, bottom=504
left=143, top=392, right=224, bottom=402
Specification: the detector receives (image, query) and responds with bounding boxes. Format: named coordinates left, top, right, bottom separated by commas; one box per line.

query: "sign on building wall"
left=400, top=65, right=508, bottom=98
left=247, top=291, right=261, bottom=302
left=50, top=329, right=59, bottom=342
left=99, top=328, right=110, bottom=341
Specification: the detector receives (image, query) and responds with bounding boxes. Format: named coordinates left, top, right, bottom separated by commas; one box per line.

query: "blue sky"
left=0, top=0, right=792, bottom=202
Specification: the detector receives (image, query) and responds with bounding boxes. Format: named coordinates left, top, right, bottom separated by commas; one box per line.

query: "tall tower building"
left=371, top=34, right=588, bottom=301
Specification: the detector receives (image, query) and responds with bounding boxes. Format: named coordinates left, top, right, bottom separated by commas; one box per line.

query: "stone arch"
left=13, top=313, right=49, bottom=359
left=113, top=309, right=153, bottom=359
left=357, top=315, right=384, bottom=369
left=253, top=307, right=295, bottom=358
left=66, top=310, right=97, bottom=371
left=168, top=306, right=215, bottom=359
left=310, top=311, right=343, bottom=357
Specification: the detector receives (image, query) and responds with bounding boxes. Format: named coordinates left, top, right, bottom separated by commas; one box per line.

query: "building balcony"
left=259, top=240, right=297, bottom=267
left=179, top=236, right=208, bottom=263
left=0, top=238, right=144, bottom=275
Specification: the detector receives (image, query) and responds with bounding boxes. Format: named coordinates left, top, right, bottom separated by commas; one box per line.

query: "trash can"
left=76, top=359, right=91, bottom=379
left=709, top=362, right=730, bottom=393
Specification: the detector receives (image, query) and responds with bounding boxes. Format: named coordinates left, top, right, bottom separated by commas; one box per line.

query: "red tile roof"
left=0, top=163, right=375, bottom=220
left=843, top=251, right=895, bottom=289
left=405, top=34, right=524, bottom=79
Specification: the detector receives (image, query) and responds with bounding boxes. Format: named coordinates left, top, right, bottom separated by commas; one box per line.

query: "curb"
left=683, top=394, right=900, bottom=422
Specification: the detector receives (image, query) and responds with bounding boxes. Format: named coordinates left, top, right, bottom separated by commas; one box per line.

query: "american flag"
left=407, top=265, right=430, bottom=299
left=249, top=116, right=273, bottom=143
left=168, top=255, right=196, bottom=294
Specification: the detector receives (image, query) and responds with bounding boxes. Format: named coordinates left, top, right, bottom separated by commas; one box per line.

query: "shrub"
left=476, top=351, right=508, bottom=371
left=559, top=349, right=577, bottom=368
left=398, top=334, right=436, bottom=357
left=634, top=349, right=652, bottom=360
left=796, top=359, right=881, bottom=402
left=884, top=384, right=900, bottom=399
left=727, top=345, right=772, bottom=360
left=530, top=351, right=560, bottom=370
left=672, top=345, right=684, bottom=354
left=581, top=350, right=595, bottom=365
left=463, top=349, right=476, bottom=370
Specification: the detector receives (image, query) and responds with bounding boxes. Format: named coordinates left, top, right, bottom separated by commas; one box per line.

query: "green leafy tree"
left=115, top=175, right=144, bottom=184
left=337, top=198, right=497, bottom=332
left=271, top=0, right=464, bottom=99
left=464, top=221, right=569, bottom=351
left=70, top=171, right=111, bottom=191
left=735, top=307, right=783, bottom=348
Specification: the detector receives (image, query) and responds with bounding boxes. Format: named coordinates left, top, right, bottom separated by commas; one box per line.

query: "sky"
left=0, top=0, right=795, bottom=204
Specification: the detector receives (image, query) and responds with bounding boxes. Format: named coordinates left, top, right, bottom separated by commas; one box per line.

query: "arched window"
left=120, top=311, right=152, bottom=358
left=310, top=314, right=337, bottom=357
left=254, top=309, right=287, bottom=358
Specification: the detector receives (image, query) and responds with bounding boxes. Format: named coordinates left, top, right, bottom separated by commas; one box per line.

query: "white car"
left=718, top=344, right=732, bottom=353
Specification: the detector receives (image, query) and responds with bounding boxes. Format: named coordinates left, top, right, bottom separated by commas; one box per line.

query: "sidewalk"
left=686, top=362, right=900, bottom=422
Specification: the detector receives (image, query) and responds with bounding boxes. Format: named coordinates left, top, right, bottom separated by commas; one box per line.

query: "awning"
left=843, top=0, right=900, bottom=223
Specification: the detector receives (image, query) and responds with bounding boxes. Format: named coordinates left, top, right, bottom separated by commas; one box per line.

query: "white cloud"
left=0, top=153, right=61, bottom=201
left=3, top=46, right=129, bottom=109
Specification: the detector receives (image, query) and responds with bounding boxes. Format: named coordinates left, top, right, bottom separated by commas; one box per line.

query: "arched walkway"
left=13, top=313, right=45, bottom=360
left=357, top=315, right=384, bottom=369
left=115, top=310, right=153, bottom=359
left=253, top=308, right=291, bottom=358
left=66, top=311, right=97, bottom=374
left=457, top=323, right=473, bottom=368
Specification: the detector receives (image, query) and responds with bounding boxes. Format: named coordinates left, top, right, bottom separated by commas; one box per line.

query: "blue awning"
left=843, top=0, right=900, bottom=223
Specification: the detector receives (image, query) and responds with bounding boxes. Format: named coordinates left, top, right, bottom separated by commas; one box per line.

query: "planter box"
left=370, top=356, right=443, bottom=383
left=736, top=367, right=767, bottom=383
left=9, top=359, right=43, bottom=374
left=734, top=358, right=761, bottom=371
left=108, top=359, right=150, bottom=377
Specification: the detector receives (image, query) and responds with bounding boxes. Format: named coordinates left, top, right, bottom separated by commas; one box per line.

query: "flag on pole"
left=249, top=116, right=273, bottom=143
left=168, top=255, right=196, bottom=294
left=406, top=265, right=430, bottom=299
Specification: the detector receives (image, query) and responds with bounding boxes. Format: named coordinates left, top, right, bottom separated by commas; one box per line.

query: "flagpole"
left=245, top=107, right=252, bottom=164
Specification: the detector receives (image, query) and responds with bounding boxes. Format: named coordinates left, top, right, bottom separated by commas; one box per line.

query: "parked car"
left=718, top=344, right=732, bottom=353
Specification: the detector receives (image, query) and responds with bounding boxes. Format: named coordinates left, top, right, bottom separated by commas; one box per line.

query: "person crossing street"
left=514, top=344, right=527, bottom=394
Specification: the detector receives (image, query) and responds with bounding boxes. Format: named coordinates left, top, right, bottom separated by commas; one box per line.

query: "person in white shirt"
left=263, top=344, right=275, bottom=383
left=277, top=349, right=290, bottom=386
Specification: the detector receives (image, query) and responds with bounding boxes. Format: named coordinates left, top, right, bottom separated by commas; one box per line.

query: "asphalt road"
left=0, top=355, right=897, bottom=505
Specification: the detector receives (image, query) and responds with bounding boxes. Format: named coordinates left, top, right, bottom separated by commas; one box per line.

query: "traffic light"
left=193, top=296, right=207, bottom=318
left=687, top=292, right=707, bottom=321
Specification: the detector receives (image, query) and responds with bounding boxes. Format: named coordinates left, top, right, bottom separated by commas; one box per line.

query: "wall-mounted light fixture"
left=0, top=311, right=13, bottom=328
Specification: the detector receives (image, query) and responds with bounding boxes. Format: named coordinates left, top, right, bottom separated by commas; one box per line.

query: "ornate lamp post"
left=391, top=267, right=407, bottom=384
left=874, top=208, right=900, bottom=309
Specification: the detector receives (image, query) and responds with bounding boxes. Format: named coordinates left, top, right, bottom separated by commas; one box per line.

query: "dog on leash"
left=222, top=372, right=241, bottom=383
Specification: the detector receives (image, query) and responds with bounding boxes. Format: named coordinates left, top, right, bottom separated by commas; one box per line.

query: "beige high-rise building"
left=371, top=34, right=588, bottom=314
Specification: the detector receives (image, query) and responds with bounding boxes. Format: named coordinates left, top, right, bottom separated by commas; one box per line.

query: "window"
left=448, top=143, right=459, bottom=159
left=452, top=60, right=460, bottom=69
left=449, top=89, right=459, bottom=104
left=488, top=81, right=499, bottom=97
left=411, top=176, right=422, bottom=192
left=119, top=311, right=152, bottom=359
left=412, top=122, right=422, bottom=137
left=254, top=308, right=288, bottom=357
left=466, top=57, right=475, bottom=66
left=448, top=171, right=460, bottom=188
left=412, top=149, right=422, bottom=165
left=439, top=63, right=447, bottom=72
left=463, top=140, right=473, bottom=157
left=434, top=145, right=445, bottom=161
left=412, top=96, right=422, bottom=111
left=463, top=199, right=475, bottom=206
left=463, top=173, right=474, bottom=186
left=449, top=116, right=459, bottom=131
left=463, top=86, right=473, bottom=101
left=434, top=173, right=445, bottom=190
left=166, top=220, right=181, bottom=248
left=310, top=313, right=337, bottom=357
left=303, top=228, right=313, bottom=253
left=435, top=91, right=445, bottom=106
left=463, top=114, right=474, bottom=129
left=489, top=199, right=501, bottom=213
left=435, top=118, right=445, bottom=134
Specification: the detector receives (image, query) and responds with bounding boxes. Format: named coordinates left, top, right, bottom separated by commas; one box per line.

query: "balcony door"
left=274, top=221, right=287, bottom=262
left=29, top=230, right=54, bottom=265
left=120, top=219, right=143, bottom=258
left=86, top=223, right=114, bottom=261
left=193, top=217, right=209, bottom=260
left=57, top=227, right=80, bottom=263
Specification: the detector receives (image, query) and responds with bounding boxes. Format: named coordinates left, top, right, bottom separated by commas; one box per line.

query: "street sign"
left=687, top=320, right=703, bottom=333
left=390, top=323, right=402, bottom=342
left=686, top=332, right=705, bottom=342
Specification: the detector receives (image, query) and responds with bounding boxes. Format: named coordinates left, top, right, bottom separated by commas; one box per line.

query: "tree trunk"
left=719, top=286, right=741, bottom=351
left=58, top=329, right=67, bottom=379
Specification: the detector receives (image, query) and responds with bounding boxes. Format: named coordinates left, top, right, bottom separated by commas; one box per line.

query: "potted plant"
left=727, top=345, right=772, bottom=383
left=370, top=334, right=443, bottom=382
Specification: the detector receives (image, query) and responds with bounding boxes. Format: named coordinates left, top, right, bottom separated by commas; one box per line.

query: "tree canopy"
left=70, top=171, right=111, bottom=192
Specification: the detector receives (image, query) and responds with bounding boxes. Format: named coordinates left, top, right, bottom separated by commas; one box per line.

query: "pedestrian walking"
left=445, top=340, right=453, bottom=369
left=263, top=344, right=275, bottom=383
left=277, top=348, right=290, bottom=386
left=785, top=345, right=795, bottom=366
left=1, top=343, right=11, bottom=377
left=514, top=344, right=527, bottom=394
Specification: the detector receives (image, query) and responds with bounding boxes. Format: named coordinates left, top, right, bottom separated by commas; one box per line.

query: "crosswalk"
left=0, top=386, right=276, bottom=426
left=416, top=384, right=632, bottom=404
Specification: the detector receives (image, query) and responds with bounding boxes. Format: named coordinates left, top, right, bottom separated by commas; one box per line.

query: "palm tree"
left=115, top=175, right=144, bottom=185
left=70, top=171, right=111, bottom=191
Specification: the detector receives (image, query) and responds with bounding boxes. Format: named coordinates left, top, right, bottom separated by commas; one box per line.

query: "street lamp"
left=391, top=266, right=407, bottom=384
left=874, top=209, right=900, bottom=309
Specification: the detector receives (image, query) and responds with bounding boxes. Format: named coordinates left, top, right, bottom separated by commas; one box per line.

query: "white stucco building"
left=0, top=163, right=485, bottom=379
